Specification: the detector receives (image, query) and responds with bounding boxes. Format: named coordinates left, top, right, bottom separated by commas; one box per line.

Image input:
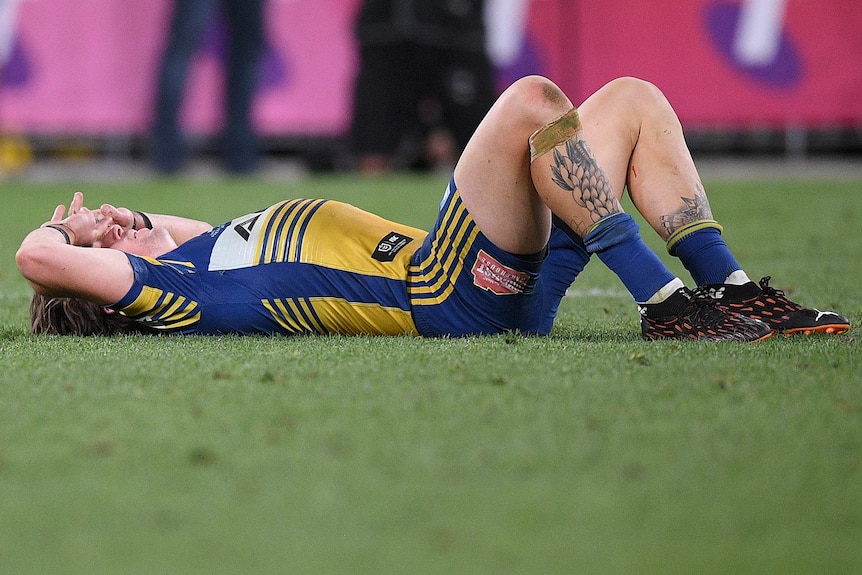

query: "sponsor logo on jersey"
left=233, top=214, right=261, bottom=241
left=471, top=250, right=530, bottom=295
left=372, top=232, right=414, bottom=262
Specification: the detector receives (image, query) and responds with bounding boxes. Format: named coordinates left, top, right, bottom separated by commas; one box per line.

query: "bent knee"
left=600, top=76, right=667, bottom=108
left=501, top=76, right=574, bottom=126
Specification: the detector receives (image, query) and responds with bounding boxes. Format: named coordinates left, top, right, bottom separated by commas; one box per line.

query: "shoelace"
left=758, top=276, right=802, bottom=311
left=683, top=287, right=727, bottom=323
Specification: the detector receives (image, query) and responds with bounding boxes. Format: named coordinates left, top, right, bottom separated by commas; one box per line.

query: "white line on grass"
left=564, top=288, right=629, bottom=298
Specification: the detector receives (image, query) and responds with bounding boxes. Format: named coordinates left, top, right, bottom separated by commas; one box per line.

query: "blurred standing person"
left=151, top=0, right=266, bottom=175
left=349, top=0, right=496, bottom=173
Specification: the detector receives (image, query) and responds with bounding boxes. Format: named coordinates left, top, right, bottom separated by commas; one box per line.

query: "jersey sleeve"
left=110, top=253, right=202, bottom=332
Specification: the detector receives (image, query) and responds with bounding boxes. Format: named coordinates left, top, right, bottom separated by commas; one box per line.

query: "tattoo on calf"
left=659, top=183, right=712, bottom=236
left=550, top=138, right=617, bottom=235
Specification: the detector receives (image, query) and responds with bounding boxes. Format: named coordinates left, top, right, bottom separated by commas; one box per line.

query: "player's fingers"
left=100, top=204, right=132, bottom=228
left=96, top=214, right=114, bottom=234
left=50, top=204, right=66, bottom=223
left=86, top=216, right=116, bottom=248
left=69, top=191, right=85, bottom=214
left=101, top=204, right=121, bottom=220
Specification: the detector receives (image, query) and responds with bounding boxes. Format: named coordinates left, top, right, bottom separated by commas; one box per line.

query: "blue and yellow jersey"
left=111, top=184, right=575, bottom=337
left=112, top=199, right=427, bottom=335
left=408, top=182, right=546, bottom=336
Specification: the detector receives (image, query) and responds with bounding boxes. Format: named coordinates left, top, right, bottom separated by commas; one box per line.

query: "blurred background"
left=1, top=0, right=860, bottom=179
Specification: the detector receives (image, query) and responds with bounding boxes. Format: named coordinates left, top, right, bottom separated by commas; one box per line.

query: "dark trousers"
left=152, top=0, right=265, bottom=173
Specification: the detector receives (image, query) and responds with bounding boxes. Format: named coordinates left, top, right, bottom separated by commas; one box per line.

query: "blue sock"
left=539, top=219, right=592, bottom=333
left=583, top=213, right=677, bottom=303
left=671, top=226, right=740, bottom=285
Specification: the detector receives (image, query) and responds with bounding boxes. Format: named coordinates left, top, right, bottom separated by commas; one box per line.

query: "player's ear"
left=102, top=307, right=116, bottom=315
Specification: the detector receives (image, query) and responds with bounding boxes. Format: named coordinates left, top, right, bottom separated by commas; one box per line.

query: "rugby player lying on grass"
left=17, top=76, right=850, bottom=340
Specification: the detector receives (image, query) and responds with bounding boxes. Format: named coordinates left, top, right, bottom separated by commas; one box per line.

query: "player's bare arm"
left=17, top=190, right=211, bottom=304
left=99, top=203, right=213, bottom=246
left=16, top=196, right=134, bottom=303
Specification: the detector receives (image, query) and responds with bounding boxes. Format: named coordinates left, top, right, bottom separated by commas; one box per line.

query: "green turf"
left=0, top=172, right=860, bottom=574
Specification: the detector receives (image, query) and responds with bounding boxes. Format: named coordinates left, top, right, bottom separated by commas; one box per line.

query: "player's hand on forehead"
left=43, top=190, right=117, bottom=247
left=45, top=191, right=99, bottom=224
left=99, top=204, right=136, bottom=231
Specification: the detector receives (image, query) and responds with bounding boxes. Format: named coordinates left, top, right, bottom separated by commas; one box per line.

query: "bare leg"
left=462, top=76, right=774, bottom=341
left=529, top=111, right=623, bottom=237
left=524, top=77, right=682, bottom=305
left=453, top=76, right=574, bottom=256
left=574, top=78, right=848, bottom=336
left=576, top=77, right=713, bottom=241
left=577, top=77, right=747, bottom=287
left=455, top=76, right=686, bottom=254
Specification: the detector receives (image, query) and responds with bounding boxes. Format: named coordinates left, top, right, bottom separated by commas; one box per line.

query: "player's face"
left=99, top=225, right=178, bottom=257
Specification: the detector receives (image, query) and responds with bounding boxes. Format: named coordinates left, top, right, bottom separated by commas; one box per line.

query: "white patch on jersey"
left=208, top=208, right=267, bottom=271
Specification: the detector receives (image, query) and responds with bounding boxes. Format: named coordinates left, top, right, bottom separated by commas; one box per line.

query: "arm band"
left=135, top=211, right=153, bottom=230
left=42, top=224, right=73, bottom=245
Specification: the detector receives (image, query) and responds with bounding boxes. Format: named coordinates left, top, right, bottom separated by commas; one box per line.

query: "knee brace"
left=529, top=108, right=582, bottom=162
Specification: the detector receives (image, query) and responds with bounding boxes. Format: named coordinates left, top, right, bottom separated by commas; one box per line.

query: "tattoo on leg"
left=659, top=183, right=712, bottom=236
left=549, top=138, right=617, bottom=235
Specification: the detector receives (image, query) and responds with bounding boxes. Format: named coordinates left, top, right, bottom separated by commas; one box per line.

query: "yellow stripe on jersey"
left=262, top=297, right=327, bottom=334
left=141, top=256, right=196, bottom=272
left=408, top=190, right=479, bottom=305
left=161, top=295, right=189, bottom=320
left=163, top=312, right=201, bottom=330
left=119, top=285, right=201, bottom=330
left=256, top=200, right=284, bottom=265
left=158, top=259, right=196, bottom=271
left=120, top=286, right=164, bottom=315
left=297, top=201, right=427, bottom=278
left=412, top=217, right=478, bottom=298
left=255, top=203, right=275, bottom=265
left=294, top=298, right=327, bottom=333
left=263, top=299, right=309, bottom=334
left=286, top=200, right=324, bottom=263
left=262, top=297, right=418, bottom=336
left=255, top=199, right=325, bottom=265
left=410, top=190, right=463, bottom=295
left=261, top=202, right=287, bottom=264
left=309, top=297, right=417, bottom=335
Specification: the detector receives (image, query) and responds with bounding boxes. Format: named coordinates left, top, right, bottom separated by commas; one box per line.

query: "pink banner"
left=544, top=0, right=862, bottom=128
left=1, top=0, right=861, bottom=136
left=1, top=0, right=361, bottom=135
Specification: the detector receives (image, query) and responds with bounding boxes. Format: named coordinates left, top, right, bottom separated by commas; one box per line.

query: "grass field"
left=0, top=170, right=860, bottom=574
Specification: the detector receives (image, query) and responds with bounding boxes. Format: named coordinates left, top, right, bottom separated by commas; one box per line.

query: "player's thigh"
left=453, top=77, right=567, bottom=255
